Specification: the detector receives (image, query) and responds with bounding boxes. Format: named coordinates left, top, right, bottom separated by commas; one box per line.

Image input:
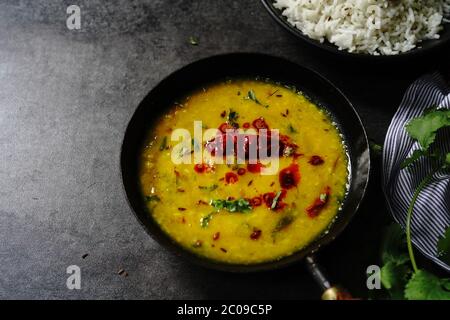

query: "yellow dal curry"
left=139, top=79, right=349, bottom=264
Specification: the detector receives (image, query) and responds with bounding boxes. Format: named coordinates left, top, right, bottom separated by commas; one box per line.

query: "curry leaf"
left=272, top=214, right=294, bottom=234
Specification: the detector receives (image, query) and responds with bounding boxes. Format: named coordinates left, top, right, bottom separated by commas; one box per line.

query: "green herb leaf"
left=381, top=224, right=409, bottom=265
left=272, top=214, right=294, bottom=234
left=406, top=109, right=450, bottom=149
left=288, top=124, right=297, bottom=134
left=198, top=184, right=218, bottom=192
left=402, top=109, right=450, bottom=168
left=405, top=269, right=450, bottom=300
left=189, top=36, right=198, bottom=45
left=145, top=195, right=160, bottom=202
left=401, top=149, right=426, bottom=169
left=159, top=136, right=167, bottom=151
left=369, top=141, right=383, bottom=155
left=380, top=224, right=412, bottom=299
left=437, top=226, right=450, bottom=265
left=200, top=212, right=214, bottom=228
left=210, top=198, right=252, bottom=213
left=443, top=153, right=450, bottom=170
left=227, top=108, right=239, bottom=127
left=381, top=261, right=410, bottom=300
left=245, top=89, right=268, bottom=107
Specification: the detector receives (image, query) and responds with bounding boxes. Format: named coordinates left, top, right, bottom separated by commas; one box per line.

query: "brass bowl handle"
left=305, top=255, right=354, bottom=300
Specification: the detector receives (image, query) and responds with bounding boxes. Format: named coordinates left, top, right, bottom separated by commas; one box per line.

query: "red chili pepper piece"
left=250, top=229, right=262, bottom=240
left=247, top=162, right=264, bottom=173
left=262, top=192, right=275, bottom=207
left=213, top=232, right=220, bottom=241
left=250, top=196, right=262, bottom=207
left=309, top=155, right=324, bottom=166
left=243, top=122, right=250, bottom=129
left=225, top=172, right=238, bottom=184
left=237, top=168, right=246, bottom=176
left=218, top=123, right=233, bottom=133
left=279, top=163, right=300, bottom=189
left=306, top=186, right=331, bottom=218
left=252, top=117, right=269, bottom=130
left=194, top=163, right=206, bottom=173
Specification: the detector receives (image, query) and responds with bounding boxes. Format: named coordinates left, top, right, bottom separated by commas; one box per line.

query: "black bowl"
left=261, top=0, right=450, bottom=60
left=121, top=53, right=370, bottom=272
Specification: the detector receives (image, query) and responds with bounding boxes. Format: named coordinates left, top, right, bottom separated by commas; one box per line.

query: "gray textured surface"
left=0, top=0, right=448, bottom=299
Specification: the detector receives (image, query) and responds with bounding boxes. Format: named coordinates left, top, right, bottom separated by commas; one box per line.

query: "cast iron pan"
left=121, top=53, right=370, bottom=299
left=261, top=0, right=450, bottom=61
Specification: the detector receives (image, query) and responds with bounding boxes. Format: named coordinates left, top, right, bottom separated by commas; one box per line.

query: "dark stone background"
left=0, top=0, right=448, bottom=299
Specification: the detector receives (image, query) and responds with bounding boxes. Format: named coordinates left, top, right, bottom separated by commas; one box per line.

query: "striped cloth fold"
left=382, top=73, right=450, bottom=272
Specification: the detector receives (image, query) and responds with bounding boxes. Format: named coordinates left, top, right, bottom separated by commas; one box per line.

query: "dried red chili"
left=225, top=172, right=238, bottom=184
left=194, top=163, right=207, bottom=173
left=242, top=122, right=250, bottom=129
left=279, top=163, right=300, bottom=189
left=250, top=229, right=262, bottom=240
left=262, top=192, right=275, bottom=207
left=218, top=122, right=233, bottom=133
left=250, top=196, right=262, bottom=207
left=309, top=155, right=324, bottom=166
left=247, top=162, right=264, bottom=173
left=213, top=232, right=220, bottom=241
left=306, top=186, right=331, bottom=218
left=252, top=117, right=269, bottom=130
left=237, top=168, right=246, bottom=176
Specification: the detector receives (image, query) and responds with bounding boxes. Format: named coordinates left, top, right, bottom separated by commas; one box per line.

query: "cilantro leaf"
left=401, top=109, right=450, bottom=168
left=443, top=153, right=450, bottom=170
left=405, top=269, right=450, bottom=300
left=381, top=261, right=410, bottom=300
left=405, top=109, right=450, bottom=149
left=437, top=226, right=450, bottom=265
left=381, top=224, right=409, bottom=265
left=401, top=149, right=427, bottom=169
left=380, top=224, right=412, bottom=299
left=210, top=198, right=252, bottom=213
left=369, top=140, right=383, bottom=156
left=200, top=212, right=214, bottom=228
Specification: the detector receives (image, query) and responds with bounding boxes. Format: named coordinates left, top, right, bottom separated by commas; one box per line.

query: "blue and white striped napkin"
left=383, top=73, right=450, bottom=272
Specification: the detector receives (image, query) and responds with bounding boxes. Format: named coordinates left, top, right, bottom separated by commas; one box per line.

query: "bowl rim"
left=120, top=52, right=371, bottom=272
left=260, top=0, right=450, bottom=60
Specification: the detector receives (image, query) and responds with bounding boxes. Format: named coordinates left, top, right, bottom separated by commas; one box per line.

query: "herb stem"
left=406, top=169, right=436, bottom=273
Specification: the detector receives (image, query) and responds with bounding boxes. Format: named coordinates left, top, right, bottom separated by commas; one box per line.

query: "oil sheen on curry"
left=139, top=79, right=349, bottom=264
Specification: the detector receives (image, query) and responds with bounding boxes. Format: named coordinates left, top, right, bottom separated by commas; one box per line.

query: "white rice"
left=273, top=0, right=450, bottom=55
